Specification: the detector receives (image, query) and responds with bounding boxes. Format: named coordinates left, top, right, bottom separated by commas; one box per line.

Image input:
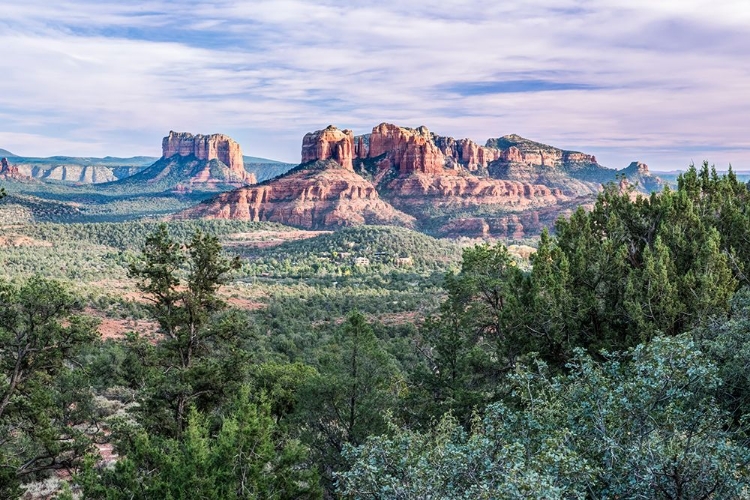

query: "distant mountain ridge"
left=7, top=155, right=157, bottom=184
left=0, top=149, right=294, bottom=185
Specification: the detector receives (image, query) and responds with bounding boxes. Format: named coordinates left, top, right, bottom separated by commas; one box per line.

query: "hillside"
left=0, top=192, right=83, bottom=223
left=258, top=225, right=462, bottom=270
left=174, top=159, right=416, bottom=229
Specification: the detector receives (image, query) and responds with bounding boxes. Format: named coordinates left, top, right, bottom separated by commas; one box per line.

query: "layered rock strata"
left=301, top=126, right=355, bottom=170
left=178, top=123, right=663, bottom=235
left=174, top=160, right=415, bottom=229
left=433, top=136, right=502, bottom=170
left=367, top=123, right=446, bottom=175
left=485, top=134, right=599, bottom=170
left=384, top=173, right=564, bottom=211
left=162, top=131, right=249, bottom=181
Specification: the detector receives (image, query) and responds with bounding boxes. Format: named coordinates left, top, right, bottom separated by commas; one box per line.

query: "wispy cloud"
left=0, top=0, right=748, bottom=169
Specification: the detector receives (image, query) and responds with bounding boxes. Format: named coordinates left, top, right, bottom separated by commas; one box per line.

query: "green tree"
left=127, top=224, right=244, bottom=436
left=340, top=336, right=750, bottom=499
left=409, top=243, right=528, bottom=425
left=299, top=311, right=398, bottom=491
left=0, top=277, right=98, bottom=497
left=693, top=286, right=750, bottom=424
left=79, top=388, right=321, bottom=499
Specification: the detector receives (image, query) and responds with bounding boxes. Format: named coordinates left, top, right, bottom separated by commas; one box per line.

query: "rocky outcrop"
left=433, top=136, right=501, bottom=170
left=162, top=131, right=249, bottom=180
left=301, top=126, right=355, bottom=170
left=179, top=124, right=663, bottom=236
left=0, top=157, right=27, bottom=181
left=1, top=158, right=18, bottom=176
left=15, top=164, right=121, bottom=183
left=486, top=134, right=599, bottom=171
left=367, top=123, right=446, bottom=175
left=101, top=132, right=255, bottom=193
left=437, top=198, right=595, bottom=239
left=384, top=173, right=566, bottom=214
left=617, top=161, right=664, bottom=193
left=174, top=160, right=415, bottom=229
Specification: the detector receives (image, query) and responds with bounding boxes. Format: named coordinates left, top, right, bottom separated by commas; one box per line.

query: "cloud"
left=0, top=0, right=748, bottom=169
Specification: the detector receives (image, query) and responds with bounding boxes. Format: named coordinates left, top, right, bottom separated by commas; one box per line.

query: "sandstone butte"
left=178, top=123, right=659, bottom=237
left=162, top=131, right=254, bottom=183
left=303, top=123, right=568, bottom=209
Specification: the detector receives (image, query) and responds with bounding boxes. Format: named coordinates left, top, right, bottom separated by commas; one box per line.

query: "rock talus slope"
left=174, top=160, right=415, bottom=229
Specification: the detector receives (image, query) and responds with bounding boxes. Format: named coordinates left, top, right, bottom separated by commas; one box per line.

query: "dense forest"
left=2, top=163, right=750, bottom=498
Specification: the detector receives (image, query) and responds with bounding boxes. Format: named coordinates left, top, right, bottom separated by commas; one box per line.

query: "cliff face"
left=1, top=158, right=18, bottom=176
left=485, top=134, right=599, bottom=171
left=0, top=157, right=26, bottom=180
left=367, top=123, right=446, bottom=175
left=14, top=164, right=122, bottom=183
left=101, top=131, right=255, bottom=193
left=174, top=160, right=415, bottom=229
left=301, top=126, right=355, bottom=170
left=437, top=199, right=594, bottom=238
left=384, top=173, right=564, bottom=210
left=162, top=131, right=249, bottom=181
left=433, top=136, right=501, bottom=170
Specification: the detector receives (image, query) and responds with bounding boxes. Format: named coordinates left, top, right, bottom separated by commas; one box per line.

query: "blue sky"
left=1, top=0, right=749, bottom=170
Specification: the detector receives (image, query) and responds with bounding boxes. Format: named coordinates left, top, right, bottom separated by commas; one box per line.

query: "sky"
left=1, top=0, right=749, bottom=170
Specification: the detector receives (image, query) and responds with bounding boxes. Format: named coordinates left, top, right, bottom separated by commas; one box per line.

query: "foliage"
left=296, top=311, right=400, bottom=490
left=693, top=287, right=750, bottom=424
left=0, top=277, right=98, bottom=497
left=78, top=388, right=321, bottom=499
left=340, top=335, right=750, bottom=499
left=127, top=224, right=245, bottom=435
left=4, top=162, right=750, bottom=497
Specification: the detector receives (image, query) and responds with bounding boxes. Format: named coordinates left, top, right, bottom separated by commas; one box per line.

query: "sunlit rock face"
left=162, top=131, right=250, bottom=181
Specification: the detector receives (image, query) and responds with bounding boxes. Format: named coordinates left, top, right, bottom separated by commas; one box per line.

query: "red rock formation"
left=162, top=131, right=249, bottom=180
left=433, top=136, right=502, bottom=170
left=368, top=123, right=446, bottom=175
left=437, top=197, right=595, bottom=238
left=487, top=134, right=598, bottom=168
left=174, top=161, right=415, bottom=229
left=0, top=157, right=22, bottom=179
left=301, top=126, right=354, bottom=170
left=355, top=135, right=369, bottom=159
left=384, top=173, right=565, bottom=213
